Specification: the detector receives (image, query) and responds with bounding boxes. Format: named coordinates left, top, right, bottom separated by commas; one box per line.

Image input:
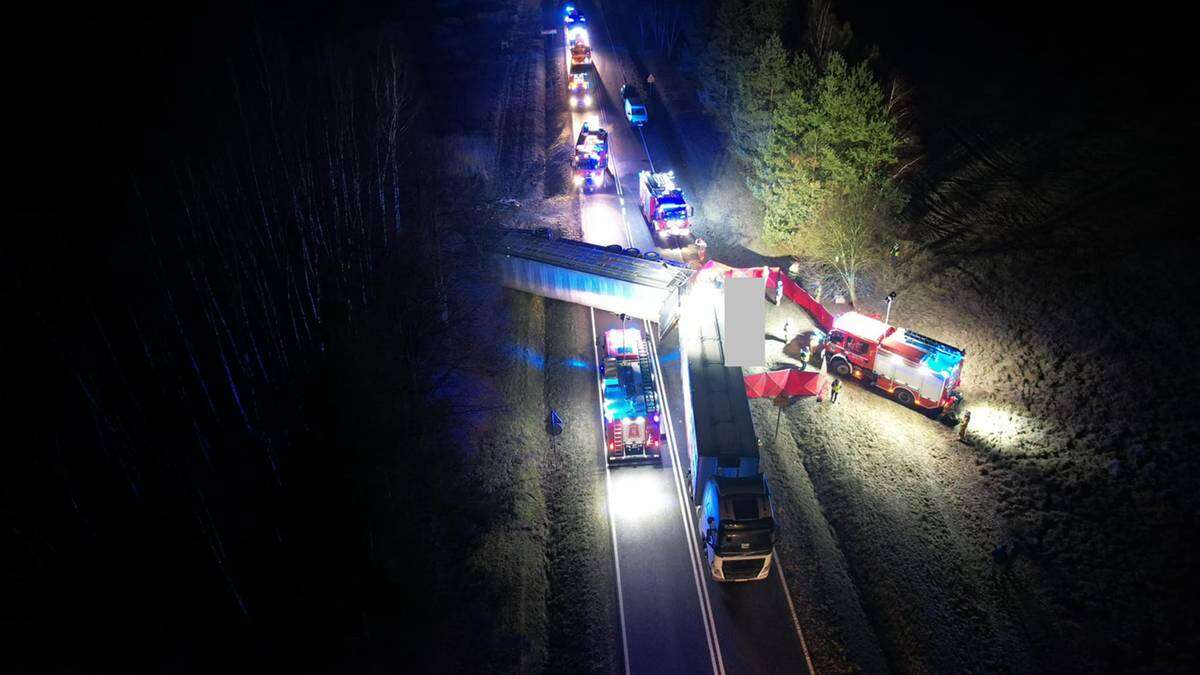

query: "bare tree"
left=804, top=0, right=853, bottom=70
left=639, top=0, right=685, bottom=60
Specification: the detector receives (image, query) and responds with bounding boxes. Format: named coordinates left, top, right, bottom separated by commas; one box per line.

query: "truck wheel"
left=643, top=251, right=662, bottom=262
left=831, top=359, right=852, bottom=378
left=894, top=388, right=915, bottom=406
left=605, top=244, right=624, bottom=254
left=624, top=248, right=641, bottom=257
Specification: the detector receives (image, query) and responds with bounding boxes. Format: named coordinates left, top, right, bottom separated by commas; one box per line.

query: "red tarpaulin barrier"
left=765, top=268, right=836, bottom=332
left=699, top=261, right=836, bottom=333
left=744, top=369, right=824, bottom=399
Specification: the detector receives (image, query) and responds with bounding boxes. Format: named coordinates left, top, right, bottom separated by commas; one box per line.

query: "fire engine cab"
left=600, top=328, right=663, bottom=465
left=823, top=312, right=965, bottom=412
left=638, top=170, right=693, bottom=235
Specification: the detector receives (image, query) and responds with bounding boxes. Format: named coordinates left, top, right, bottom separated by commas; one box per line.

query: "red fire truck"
left=572, top=122, right=609, bottom=191
left=570, top=40, right=592, bottom=65
left=637, top=170, right=693, bottom=235
left=823, top=312, right=965, bottom=412
left=600, top=328, right=663, bottom=464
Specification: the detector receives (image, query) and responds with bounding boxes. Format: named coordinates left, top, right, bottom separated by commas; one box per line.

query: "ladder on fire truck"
left=637, top=336, right=660, bottom=420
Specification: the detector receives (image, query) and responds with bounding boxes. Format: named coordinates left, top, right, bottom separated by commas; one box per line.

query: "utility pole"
left=773, top=393, right=790, bottom=443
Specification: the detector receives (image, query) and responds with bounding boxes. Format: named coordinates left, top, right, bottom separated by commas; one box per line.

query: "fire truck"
left=600, top=327, right=663, bottom=465
left=564, top=20, right=593, bottom=108
left=823, top=312, right=965, bottom=412
left=572, top=123, right=609, bottom=191
left=570, top=40, right=592, bottom=65
left=637, top=170, right=693, bottom=235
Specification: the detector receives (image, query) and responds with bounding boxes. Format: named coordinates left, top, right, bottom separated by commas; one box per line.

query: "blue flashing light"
left=656, top=350, right=680, bottom=364
left=507, top=344, right=545, bottom=369
left=921, top=348, right=963, bottom=376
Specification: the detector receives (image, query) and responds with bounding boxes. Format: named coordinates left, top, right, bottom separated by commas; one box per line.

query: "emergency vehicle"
left=638, top=170, right=693, bottom=235
left=563, top=4, right=586, bottom=26
left=570, top=40, right=592, bottom=65
left=600, top=328, right=663, bottom=465
left=823, top=311, right=965, bottom=412
left=572, top=123, right=609, bottom=191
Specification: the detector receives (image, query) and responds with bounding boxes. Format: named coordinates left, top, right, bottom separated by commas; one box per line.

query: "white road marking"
left=591, top=308, right=633, bottom=675
left=645, top=324, right=726, bottom=675
left=772, top=551, right=817, bottom=675
left=567, top=11, right=749, bottom=674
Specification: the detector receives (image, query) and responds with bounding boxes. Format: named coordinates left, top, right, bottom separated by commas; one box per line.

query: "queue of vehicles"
left=554, top=3, right=964, bottom=589
left=561, top=3, right=766, bottom=583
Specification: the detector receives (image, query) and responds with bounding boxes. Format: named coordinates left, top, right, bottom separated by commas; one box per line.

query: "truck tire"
left=894, top=388, right=915, bottom=406
left=643, top=250, right=662, bottom=262
left=606, top=244, right=624, bottom=254
left=624, top=247, right=641, bottom=257
left=831, top=358, right=852, bottom=378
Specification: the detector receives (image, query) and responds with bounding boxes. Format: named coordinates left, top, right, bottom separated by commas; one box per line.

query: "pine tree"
left=729, top=34, right=814, bottom=168
left=753, top=53, right=903, bottom=305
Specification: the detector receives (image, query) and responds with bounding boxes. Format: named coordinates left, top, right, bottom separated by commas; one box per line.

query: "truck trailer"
left=680, top=273, right=776, bottom=582
left=600, top=328, right=663, bottom=464
left=638, top=170, right=693, bottom=235
left=823, top=311, right=965, bottom=413
left=490, top=229, right=692, bottom=328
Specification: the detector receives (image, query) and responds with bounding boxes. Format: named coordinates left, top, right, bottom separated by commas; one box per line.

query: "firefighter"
left=958, top=410, right=972, bottom=441
left=829, top=378, right=843, bottom=403
left=890, top=242, right=901, bottom=265
left=782, top=319, right=791, bottom=344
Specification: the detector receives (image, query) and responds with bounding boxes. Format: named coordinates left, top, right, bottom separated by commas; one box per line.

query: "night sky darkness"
left=5, top=1, right=1194, bottom=672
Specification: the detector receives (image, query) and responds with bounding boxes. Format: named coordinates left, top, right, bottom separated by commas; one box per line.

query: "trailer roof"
left=497, top=229, right=691, bottom=290
left=684, top=296, right=758, bottom=460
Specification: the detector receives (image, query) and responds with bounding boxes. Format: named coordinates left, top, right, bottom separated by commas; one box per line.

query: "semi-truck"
left=600, top=327, right=664, bottom=464
left=823, top=311, right=965, bottom=413
left=681, top=272, right=776, bottom=582
left=572, top=122, right=609, bottom=191
left=638, top=170, right=693, bottom=235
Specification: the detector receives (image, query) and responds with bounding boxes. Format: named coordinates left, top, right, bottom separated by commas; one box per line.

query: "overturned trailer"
left=491, top=229, right=692, bottom=333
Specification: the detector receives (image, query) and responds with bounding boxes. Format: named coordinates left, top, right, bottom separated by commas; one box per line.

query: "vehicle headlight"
left=573, top=175, right=584, bottom=186
left=583, top=95, right=593, bottom=106
left=569, top=96, right=578, bottom=107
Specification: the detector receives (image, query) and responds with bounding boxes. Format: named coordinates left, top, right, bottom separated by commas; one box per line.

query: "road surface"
left=552, top=3, right=816, bottom=673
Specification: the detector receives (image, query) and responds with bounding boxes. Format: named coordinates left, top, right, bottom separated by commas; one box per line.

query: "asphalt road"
left=555, top=3, right=815, bottom=673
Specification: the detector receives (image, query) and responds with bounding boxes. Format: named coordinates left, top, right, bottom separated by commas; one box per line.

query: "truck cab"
left=701, top=475, right=777, bottom=582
